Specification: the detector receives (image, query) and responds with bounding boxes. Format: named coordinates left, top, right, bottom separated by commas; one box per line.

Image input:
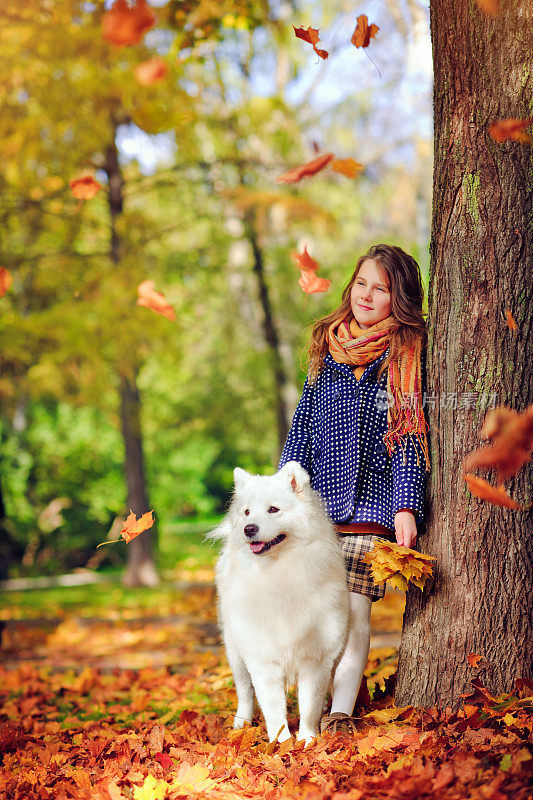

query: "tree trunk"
left=104, top=125, right=159, bottom=587
left=119, top=373, right=159, bottom=588
left=395, top=0, right=532, bottom=707
left=245, top=219, right=290, bottom=456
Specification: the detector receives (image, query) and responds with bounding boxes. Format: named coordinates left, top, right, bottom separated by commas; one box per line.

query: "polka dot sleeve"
left=391, top=434, right=427, bottom=523
left=278, top=375, right=314, bottom=474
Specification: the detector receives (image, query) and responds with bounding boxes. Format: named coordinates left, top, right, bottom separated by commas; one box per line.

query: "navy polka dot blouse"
left=278, top=348, right=427, bottom=528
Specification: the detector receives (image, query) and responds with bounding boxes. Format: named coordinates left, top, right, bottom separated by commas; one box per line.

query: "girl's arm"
left=277, top=376, right=314, bottom=474
left=391, top=435, right=427, bottom=547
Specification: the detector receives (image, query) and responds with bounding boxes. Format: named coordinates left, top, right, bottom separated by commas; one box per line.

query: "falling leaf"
left=293, top=25, right=329, bottom=59
left=475, top=0, right=500, bottom=17
left=103, top=0, right=156, bottom=47
left=137, top=280, right=176, bottom=321
left=298, top=270, right=330, bottom=295
left=364, top=539, right=435, bottom=591
left=463, top=474, right=523, bottom=509
left=134, top=56, right=168, bottom=85
left=69, top=174, right=102, bottom=200
left=463, top=404, right=533, bottom=481
left=290, top=245, right=320, bottom=272
left=505, top=309, right=517, bottom=331
left=0, top=267, right=12, bottom=297
left=489, top=118, right=532, bottom=144
left=331, top=158, right=364, bottom=178
left=468, top=653, right=483, bottom=668
left=351, top=14, right=379, bottom=48
left=120, top=509, right=155, bottom=543
left=276, top=153, right=334, bottom=184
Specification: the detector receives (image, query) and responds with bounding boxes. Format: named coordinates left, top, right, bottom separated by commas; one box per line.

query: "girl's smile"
left=350, top=258, right=392, bottom=329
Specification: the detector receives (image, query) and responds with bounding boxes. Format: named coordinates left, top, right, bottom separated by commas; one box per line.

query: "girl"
left=278, top=243, right=430, bottom=733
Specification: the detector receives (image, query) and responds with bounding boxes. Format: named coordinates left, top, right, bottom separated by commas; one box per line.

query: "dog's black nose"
left=244, top=524, right=259, bottom=538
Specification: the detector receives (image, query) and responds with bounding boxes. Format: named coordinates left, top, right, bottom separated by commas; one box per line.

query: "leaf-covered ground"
left=1, top=570, right=532, bottom=800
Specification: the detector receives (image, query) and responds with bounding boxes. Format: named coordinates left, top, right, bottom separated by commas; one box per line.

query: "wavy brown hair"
left=307, top=244, right=426, bottom=383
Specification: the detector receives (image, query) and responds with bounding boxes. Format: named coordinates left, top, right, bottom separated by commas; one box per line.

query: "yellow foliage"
left=364, top=539, right=435, bottom=591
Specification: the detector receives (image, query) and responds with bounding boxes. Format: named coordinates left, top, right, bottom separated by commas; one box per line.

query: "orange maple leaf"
left=120, top=509, right=155, bottom=543
left=298, top=270, right=330, bottom=295
left=103, top=0, right=156, bottom=47
left=134, top=56, right=168, bottom=86
left=505, top=309, right=517, bottom=331
left=331, top=158, right=364, bottom=178
left=290, top=245, right=319, bottom=271
left=467, top=653, right=483, bottom=668
left=475, top=0, right=500, bottom=17
left=463, top=473, right=523, bottom=509
left=293, top=25, right=329, bottom=60
left=463, top=404, right=533, bottom=481
left=276, top=153, right=334, bottom=184
left=0, top=267, right=13, bottom=297
left=137, top=280, right=176, bottom=321
left=351, top=14, right=380, bottom=48
left=69, top=174, right=102, bottom=200
left=489, top=117, right=532, bottom=144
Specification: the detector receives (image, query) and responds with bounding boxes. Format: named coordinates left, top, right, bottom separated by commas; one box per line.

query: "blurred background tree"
left=0, top=0, right=432, bottom=581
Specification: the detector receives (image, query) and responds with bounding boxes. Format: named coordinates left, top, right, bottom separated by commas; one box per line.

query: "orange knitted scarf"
left=328, top=314, right=430, bottom=472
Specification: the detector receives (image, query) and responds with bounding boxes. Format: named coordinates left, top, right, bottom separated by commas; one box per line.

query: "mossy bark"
left=395, top=0, right=532, bottom=706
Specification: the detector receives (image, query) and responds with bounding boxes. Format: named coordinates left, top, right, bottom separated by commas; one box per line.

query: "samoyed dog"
left=208, top=461, right=350, bottom=744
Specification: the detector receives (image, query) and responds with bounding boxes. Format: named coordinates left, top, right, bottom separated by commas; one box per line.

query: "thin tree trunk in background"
left=105, top=125, right=158, bottom=587
left=119, top=373, right=158, bottom=587
left=245, top=220, right=290, bottom=456
left=395, top=0, right=532, bottom=707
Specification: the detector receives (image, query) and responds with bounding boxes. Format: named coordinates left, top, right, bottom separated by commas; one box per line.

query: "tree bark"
left=104, top=125, right=159, bottom=587
left=395, top=0, right=533, bottom=707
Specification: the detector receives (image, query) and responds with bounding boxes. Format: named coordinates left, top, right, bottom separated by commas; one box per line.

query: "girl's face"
left=350, top=258, right=392, bottom=329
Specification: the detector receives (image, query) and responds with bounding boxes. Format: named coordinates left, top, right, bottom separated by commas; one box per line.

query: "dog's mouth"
left=249, top=533, right=286, bottom=555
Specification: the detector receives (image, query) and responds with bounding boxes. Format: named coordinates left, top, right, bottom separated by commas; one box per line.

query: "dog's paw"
left=297, top=729, right=318, bottom=747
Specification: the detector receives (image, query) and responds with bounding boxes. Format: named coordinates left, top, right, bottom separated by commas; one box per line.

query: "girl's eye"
left=244, top=509, right=250, bottom=516
left=268, top=506, right=279, bottom=513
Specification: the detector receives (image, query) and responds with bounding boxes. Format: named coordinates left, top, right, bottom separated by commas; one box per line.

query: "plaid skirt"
left=339, top=534, right=391, bottom=602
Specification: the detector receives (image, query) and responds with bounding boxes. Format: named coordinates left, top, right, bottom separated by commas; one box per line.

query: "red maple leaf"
left=293, top=25, right=329, bottom=60
left=276, top=153, right=334, bottom=184
left=351, top=15, right=379, bottom=48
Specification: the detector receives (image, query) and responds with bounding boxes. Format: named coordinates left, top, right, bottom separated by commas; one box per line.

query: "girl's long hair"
left=307, top=244, right=426, bottom=383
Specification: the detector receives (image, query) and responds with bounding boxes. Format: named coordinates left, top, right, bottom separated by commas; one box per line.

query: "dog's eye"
left=268, top=506, right=279, bottom=513
left=244, top=509, right=250, bottom=516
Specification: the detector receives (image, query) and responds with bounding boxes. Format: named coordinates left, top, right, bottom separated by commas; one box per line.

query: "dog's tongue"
left=250, top=541, right=266, bottom=554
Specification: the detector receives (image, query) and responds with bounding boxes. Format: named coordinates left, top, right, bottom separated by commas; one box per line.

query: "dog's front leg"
left=248, top=665, right=291, bottom=742
left=297, top=662, right=332, bottom=745
left=226, top=642, right=254, bottom=729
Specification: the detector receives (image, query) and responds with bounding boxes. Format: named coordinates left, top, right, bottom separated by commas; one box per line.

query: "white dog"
left=208, top=461, right=350, bottom=744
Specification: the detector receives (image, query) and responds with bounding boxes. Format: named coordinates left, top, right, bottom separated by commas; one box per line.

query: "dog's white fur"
left=208, top=461, right=350, bottom=744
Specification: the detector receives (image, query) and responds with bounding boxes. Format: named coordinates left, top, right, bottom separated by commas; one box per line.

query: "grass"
left=0, top=516, right=221, bottom=621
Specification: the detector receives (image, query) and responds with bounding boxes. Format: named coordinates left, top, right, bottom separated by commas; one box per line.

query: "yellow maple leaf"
left=133, top=775, right=168, bottom=800
left=364, top=539, right=435, bottom=590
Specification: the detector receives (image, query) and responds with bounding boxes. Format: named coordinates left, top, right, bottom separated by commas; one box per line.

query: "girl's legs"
left=330, top=591, right=372, bottom=715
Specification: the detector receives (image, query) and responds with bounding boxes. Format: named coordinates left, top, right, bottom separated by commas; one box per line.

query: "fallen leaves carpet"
left=1, top=576, right=531, bottom=800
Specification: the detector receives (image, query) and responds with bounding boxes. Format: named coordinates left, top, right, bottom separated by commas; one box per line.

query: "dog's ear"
left=233, top=467, right=250, bottom=486
left=280, top=461, right=310, bottom=497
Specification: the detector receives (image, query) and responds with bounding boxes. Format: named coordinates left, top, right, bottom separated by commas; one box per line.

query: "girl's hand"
left=394, top=510, right=417, bottom=549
